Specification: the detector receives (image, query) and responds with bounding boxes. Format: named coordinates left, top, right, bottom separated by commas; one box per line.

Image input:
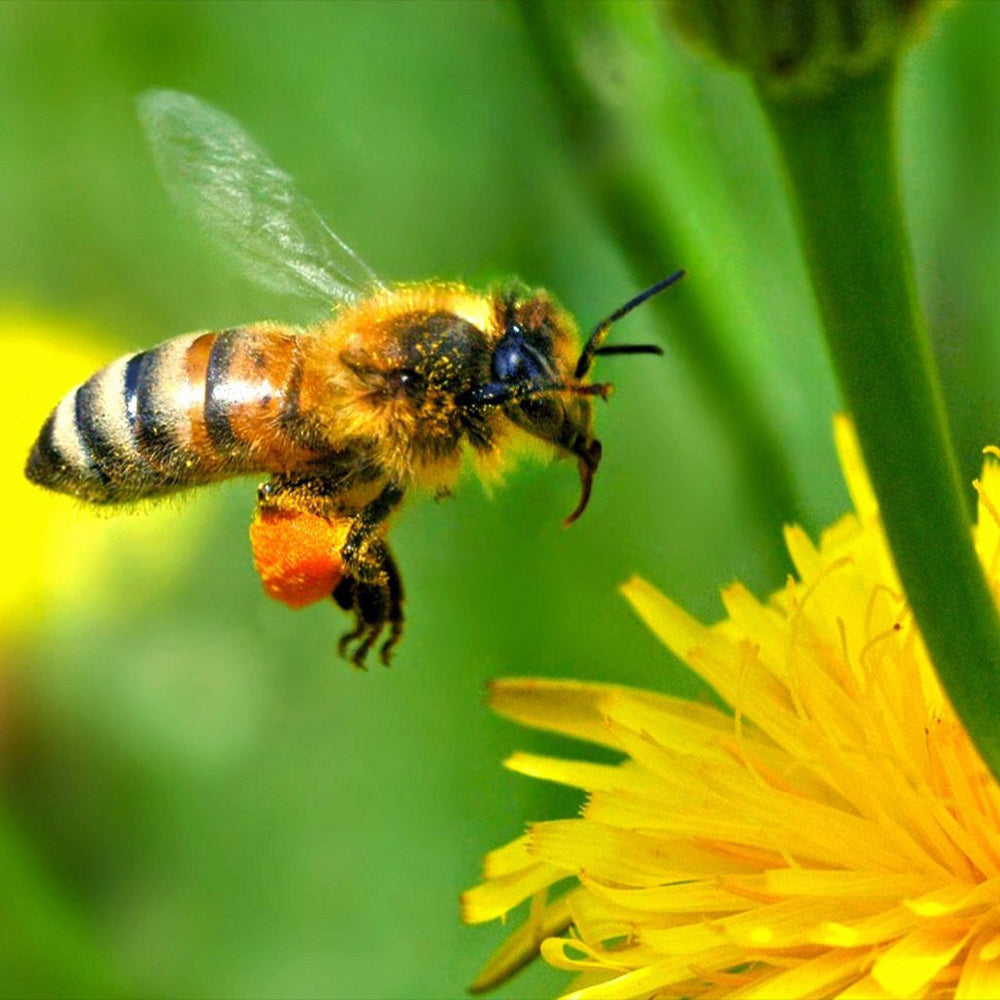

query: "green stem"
left=760, top=66, right=1000, bottom=777
left=518, top=0, right=804, bottom=585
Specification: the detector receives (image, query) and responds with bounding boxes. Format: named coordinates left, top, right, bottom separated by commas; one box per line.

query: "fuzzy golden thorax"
left=302, top=281, right=597, bottom=494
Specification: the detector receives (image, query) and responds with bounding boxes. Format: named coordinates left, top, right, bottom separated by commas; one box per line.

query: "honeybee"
left=25, top=91, right=683, bottom=666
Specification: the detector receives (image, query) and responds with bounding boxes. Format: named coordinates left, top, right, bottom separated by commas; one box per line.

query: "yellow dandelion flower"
left=463, top=416, right=1000, bottom=999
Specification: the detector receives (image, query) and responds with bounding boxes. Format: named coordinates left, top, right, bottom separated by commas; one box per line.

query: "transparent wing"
left=137, top=89, right=383, bottom=304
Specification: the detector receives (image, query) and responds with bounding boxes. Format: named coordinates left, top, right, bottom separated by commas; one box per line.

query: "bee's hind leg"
left=378, top=546, right=405, bottom=666
left=332, top=577, right=366, bottom=661
left=332, top=540, right=405, bottom=668
left=333, top=575, right=383, bottom=667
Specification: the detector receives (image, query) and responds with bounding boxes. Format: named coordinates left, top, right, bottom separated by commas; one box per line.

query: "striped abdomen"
left=26, top=324, right=321, bottom=504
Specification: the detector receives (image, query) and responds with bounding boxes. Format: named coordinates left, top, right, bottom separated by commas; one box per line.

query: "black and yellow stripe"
left=26, top=325, right=317, bottom=505
left=204, top=329, right=255, bottom=461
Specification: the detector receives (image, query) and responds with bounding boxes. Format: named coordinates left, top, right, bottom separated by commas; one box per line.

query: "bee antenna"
left=593, top=344, right=664, bottom=358
left=575, top=269, right=685, bottom=379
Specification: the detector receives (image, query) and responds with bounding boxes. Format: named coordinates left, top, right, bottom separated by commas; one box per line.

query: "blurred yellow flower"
left=464, top=416, right=1000, bottom=999
left=1, top=312, right=205, bottom=639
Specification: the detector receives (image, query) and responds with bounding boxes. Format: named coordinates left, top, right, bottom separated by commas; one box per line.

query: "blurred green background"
left=2, top=1, right=999, bottom=997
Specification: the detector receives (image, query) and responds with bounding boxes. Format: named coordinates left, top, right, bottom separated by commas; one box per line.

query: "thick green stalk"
left=761, top=66, right=1000, bottom=776
left=518, top=0, right=804, bottom=584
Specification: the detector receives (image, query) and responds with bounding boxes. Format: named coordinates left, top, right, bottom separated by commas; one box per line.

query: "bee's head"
left=460, top=271, right=684, bottom=524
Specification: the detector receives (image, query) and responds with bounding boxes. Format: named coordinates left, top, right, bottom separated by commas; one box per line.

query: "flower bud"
left=660, top=0, right=951, bottom=100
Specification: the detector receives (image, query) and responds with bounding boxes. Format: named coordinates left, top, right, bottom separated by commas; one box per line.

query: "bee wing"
left=137, top=89, right=383, bottom=304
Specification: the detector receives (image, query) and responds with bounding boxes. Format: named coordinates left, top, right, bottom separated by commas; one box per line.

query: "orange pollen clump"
left=249, top=507, right=349, bottom=609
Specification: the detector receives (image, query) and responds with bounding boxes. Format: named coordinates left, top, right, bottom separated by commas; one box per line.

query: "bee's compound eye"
left=492, top=340, right=520, bottom=381
left=493, top=338, right=544, bottom=385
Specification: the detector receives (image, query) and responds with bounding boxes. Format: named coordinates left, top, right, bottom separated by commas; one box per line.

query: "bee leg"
left=333, top=574, right=382, bottom=668
left=378, top=547, right=405, bottom=666
left=332, top=575, right=355, bottom=613
left=332, top=540, right=404, bottom=668
left=332, top=577, right=367, bottom=662
left=348, top=577, right=389, bottom=667
left=342, top=482, right=405, bottom=583
left=257, top=474, right=339, bottom=517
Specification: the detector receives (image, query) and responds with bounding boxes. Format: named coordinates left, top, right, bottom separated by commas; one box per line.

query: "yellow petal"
left=528, top=819, right=762, bottom=884
left=539, top=935, right=631, bottom=974
left=904, top=881, right=989, bottom=917
left=555, top=947, right=743, bottom=999
left=763, top=869, right=935, bottom=900
left=835, top=975, right=897, bottom=998
left=580, top=873, right=766, bottom=914
left=481, top=835, right=534, bottom=879
left=957, top=929, right=1000, bottom=999
left=783, top=522, right=824, bottom=584
left=812, top=907, right=919, bottom=948
left=871, top=922, right=969, bottom=994
left=720, top=896, right=888, bottom=950
left=505, top=753, right=640, bottom=794
left=979, top=932, right=1000, bottom=963
left=974, top=455, right=1000, bottom=583
left=737, top=947, right=869, bottom=1000
left=620, top=575, right=713, bottom=669
left=461, top=861, right=567, bottom=923
left=488, top=679, right=621, bottom=748
left=834, top=413, right=879, bottom=522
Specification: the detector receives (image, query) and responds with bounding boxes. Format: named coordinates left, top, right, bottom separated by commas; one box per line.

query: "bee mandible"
left=25, top=91, right=684, bottom=666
